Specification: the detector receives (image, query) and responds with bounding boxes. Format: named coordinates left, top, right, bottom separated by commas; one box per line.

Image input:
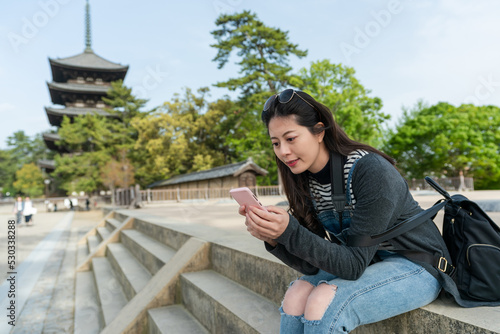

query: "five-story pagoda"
left=40, top=0, right=128, bottom=172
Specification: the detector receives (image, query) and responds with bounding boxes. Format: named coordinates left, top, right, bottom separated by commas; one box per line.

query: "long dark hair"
left=261, top=90, right=395, bottom=235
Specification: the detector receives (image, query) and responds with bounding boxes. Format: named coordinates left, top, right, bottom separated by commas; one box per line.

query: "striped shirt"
left=309, top=150, right=369, bottom=214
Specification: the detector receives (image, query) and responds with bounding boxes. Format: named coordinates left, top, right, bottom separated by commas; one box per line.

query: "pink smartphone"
left=229, top=187, right=268, bottom=212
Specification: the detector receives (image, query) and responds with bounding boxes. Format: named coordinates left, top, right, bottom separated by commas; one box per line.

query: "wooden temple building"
left=147, top=158, right=268, bottom=192
left=41, top=0, right=128, bottom=172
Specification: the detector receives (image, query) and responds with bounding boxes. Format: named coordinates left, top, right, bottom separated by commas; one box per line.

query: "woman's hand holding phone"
left=245, top=205, right=288, bottom=245
left=237, top=204, right=277, bottom=246
left=231, top=187, right=287, bottom=246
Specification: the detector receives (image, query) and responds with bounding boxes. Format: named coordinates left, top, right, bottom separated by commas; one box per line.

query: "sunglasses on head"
left=263, top=89, right=316, bottom=112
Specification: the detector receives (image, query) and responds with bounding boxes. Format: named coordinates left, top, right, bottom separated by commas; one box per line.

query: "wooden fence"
left=140, top=185, right=282, bottom=203
left=407, top=177, right=474, bottom=191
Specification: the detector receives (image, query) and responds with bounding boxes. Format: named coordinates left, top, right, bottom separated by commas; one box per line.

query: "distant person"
left=86, top=197, right=90, bottom=211
left=69, top=198, right=74, bottom=211
left=24, top=196, right=35, bottom=226
left=13, top=196, right=24, bottom=225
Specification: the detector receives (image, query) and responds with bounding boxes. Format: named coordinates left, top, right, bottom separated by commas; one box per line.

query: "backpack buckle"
left=438, top=257, right=448, bottom=273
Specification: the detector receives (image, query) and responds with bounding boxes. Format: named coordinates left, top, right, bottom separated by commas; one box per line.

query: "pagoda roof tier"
left=50, top=49, right=127, bottom=70
left=49, top=50, right=128, bottom=82
left=42, top=132, right=70, bottom=153
left=47, top=81, right=110, bottom=105
left=45, top=106, right=115, bottom=127
left=38, top=159, right=56, bottom=172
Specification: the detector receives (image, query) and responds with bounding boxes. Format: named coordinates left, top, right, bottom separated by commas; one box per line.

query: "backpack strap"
left=347, top=199, right=447, bottom=246
left=395, top=249, right=455, bottom=275
left=330, top=151, right=346, bottom=215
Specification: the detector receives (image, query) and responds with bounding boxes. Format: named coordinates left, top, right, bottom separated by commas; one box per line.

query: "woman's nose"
left=279, top=143, right=291, bottom=157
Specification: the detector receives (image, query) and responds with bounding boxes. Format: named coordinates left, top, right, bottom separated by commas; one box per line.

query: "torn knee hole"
left=304, top=283, right=337, bottom=321
left=282, top=280, right=315, bottom=316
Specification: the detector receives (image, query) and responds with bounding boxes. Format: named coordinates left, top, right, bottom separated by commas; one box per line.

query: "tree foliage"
left=209, top=10, right=312, bottom=184
left=211, top=10, right=307, bottom=97
left=100, top=151, right=135, bottom=205
left=0, top=131, right=54, bottom=196
left=0, top=149, right=17, bottom=195
left=133, top=88, right=240, bottom=185
left=13, top=162, right=44, bottom=197
left=55, top=151, right=109, bottom=195
left=100, top=152, right=135, bottom=190
left=293, top=59, right=389, bottom=147
left=384, top=102, right=500, bottom=189
left=58, top=114, right=112, bottom=153
left=7, top=131, right=55, bottom=167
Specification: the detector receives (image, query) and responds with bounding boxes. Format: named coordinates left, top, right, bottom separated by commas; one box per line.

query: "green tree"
left=7, top=131, right=33, bottom=166
left=211, top=10, right=307, bottom=97
left=13, top=163, right=44, bottom=197
left=100, top=150, right=135, bottom=205
left=0, top=131, right=54, bottom=195
left=384, top=102, right=500, bottom=189
left=102, top=80, right=148, bottom=124
left=0, top=149, right=17, bottom=195
left=293, top=59, right=389, bottom=146
left=57, top=114, right=113, bottom=153
left=6, top=130, right=55, bottom=166
left=55, top=151, right=109, bottom=195
left=210, top=11, right=309, bottom=185
left=133, top=88, right=240, bottom=185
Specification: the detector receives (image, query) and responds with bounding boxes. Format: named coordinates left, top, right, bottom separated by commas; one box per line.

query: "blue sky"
left=1, top=0, right=500, bottom=149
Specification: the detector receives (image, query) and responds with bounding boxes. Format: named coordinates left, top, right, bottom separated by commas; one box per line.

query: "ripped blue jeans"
left=279, top=251, right=441, bottom=333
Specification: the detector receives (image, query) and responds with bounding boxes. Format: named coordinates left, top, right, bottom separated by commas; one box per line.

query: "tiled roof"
left=49, top=50, right=128, bottom=71
left=148, top=158, right=268, bottom=188
left=45, top=106, right=112, bottom=117
left=37, top=159, right=55, bottom=170
left=42, top=132, right=61, bottom=141
left=47, top=81, right=111, bottom=94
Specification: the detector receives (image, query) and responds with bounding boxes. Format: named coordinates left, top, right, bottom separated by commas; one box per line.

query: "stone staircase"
left=70, top=210, right=500, bottom=334
left=73, top=211, right=296, bottom=334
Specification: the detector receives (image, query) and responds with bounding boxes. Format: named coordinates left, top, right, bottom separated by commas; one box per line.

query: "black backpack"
left=347, top=176, right=500, bottom=307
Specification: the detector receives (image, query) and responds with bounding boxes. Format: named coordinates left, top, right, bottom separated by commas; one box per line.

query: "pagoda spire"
left=84, top=0, right=92, bottom=52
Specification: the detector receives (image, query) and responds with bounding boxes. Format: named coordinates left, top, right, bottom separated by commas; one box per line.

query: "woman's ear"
left=314, top=122, right=326, bottom=143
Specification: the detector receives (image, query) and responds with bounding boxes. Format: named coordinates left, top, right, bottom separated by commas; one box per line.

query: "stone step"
left=127, top=213, right=296, bottom=305
left=210, top=243, right=297, bottom=306
left=181, top=270, right=280, bottom=334
left=77, top=242, right=88, bottom=266
left=148, top=305, right=209, bottom=334
left=114, top=212, right=130, bottom=223
left=91, top=257, right=128, bottom=326
left=134, top=218, right=191, bottom=251
left=74, top=271, right=103, bottom=334
left=107, top=243, right=152, bottom=300
left=105, top=217, right=122, bottom=231
left=96, top=226, right=111, bottom=242
left=87, top=235, right=100, bottom=254
left=120, top=229, right=177, bottom=275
